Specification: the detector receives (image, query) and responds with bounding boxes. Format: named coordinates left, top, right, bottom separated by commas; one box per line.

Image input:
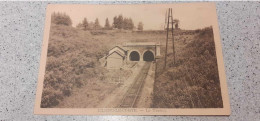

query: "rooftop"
left=123, top=42, right=160, bottom=47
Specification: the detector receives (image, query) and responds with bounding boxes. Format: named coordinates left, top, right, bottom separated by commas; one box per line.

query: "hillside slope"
left=40, top=25, right=166, bottom=108
left=41, top=25, right=109, bottom=107
left=153, top=27, right=223, bottom=108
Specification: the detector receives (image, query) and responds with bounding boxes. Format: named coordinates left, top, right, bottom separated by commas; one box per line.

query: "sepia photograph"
left=34, top=2, right=230, bottom=115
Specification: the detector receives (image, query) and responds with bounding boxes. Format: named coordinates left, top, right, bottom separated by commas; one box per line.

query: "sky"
left=50, top=3, right=217, bottom=30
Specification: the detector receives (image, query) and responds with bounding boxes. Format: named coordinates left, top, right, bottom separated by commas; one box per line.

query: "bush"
left=153, top=26, right=223, bottom=108
left=51, top=12, right=72, bottom=26
left=41, top=24, right=108, bottom=108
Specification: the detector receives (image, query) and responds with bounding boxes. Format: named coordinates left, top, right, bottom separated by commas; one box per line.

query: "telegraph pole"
left=164, top=8, right=170, bottom=70
left=164, top=8, right=175, bottom=70
left=170, top=8, right=176, bottom=65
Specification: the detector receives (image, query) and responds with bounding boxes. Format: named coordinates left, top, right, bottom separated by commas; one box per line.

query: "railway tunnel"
left=143, top=50, right=154, bottom=61
left=129, top=51, right=140, bottom=61
left=129, top=50, right=155, bottom=62
left=124, top=42, right=160, bottom=62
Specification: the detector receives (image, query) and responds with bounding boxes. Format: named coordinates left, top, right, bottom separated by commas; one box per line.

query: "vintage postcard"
left=34, top=2, right=230, bottom=115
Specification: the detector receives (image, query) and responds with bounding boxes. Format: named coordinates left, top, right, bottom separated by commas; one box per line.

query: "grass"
left=152, top=27, right=223, bottom=108
left=40, top=24, right=166, bottom=108
left=41, top=25, right=108, bottom=107
left=41, top=24, right=223, bottom=108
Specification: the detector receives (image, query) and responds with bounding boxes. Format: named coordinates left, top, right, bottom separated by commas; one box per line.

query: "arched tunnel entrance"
left=143, top=50, right=154, bottom=61
left=129, top=51, right=140, bottom=61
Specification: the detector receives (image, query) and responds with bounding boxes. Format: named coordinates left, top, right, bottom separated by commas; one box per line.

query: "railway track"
left=118, top=62, right=151, bottom=108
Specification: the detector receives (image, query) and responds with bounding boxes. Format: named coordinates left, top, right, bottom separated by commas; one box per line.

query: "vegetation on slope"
left=41, top=24, right=109, bottom=108
left=40, top=24, right=165, bottom=108
left=153, top=27, right=223, bottom=108
left=41, top=17, right=222, bottom=108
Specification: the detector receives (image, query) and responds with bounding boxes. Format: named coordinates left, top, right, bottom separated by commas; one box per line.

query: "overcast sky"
left=50, top=3, right=217, bottom=30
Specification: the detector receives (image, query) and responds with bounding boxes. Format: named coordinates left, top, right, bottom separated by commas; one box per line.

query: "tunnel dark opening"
left=143, top=51, right=154, bottom=61
left=129, top=51, right=140, bottom=61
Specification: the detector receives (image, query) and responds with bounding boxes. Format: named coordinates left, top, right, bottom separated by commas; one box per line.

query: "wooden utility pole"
left=170, top=9, right=176, bottom=64
left=164, top=8, right=175, bottom=70
left=164, top=10, right=168, bottom=29
left=164, top=8, right=170, bottom=69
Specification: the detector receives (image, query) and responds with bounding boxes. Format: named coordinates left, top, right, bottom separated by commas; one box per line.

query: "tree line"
left=77, top=14, right=144, bottom=31
left=51, top=12, right=144, bottom=31
left=76, top=18, right=103, bottom=30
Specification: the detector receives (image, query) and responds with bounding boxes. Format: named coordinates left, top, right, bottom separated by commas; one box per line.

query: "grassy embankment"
left=41, top=24, right=222, bottom=108
left=153, top=27, right=223, bottom=108
left=40, top=24, right=165, bottom=108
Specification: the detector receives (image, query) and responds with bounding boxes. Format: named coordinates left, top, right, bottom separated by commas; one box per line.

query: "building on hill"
left=106, top=46, right=126, bottom=69
left=105, top=43, right=160, bottom=69
left=108, top=46, right=126, bottom=55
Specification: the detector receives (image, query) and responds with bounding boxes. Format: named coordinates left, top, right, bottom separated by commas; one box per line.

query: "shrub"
left=153, top=26, right=223, bottom=108
left=41, top=24, right=109, bottom=108
left=51, top=12, right=72, bottom=26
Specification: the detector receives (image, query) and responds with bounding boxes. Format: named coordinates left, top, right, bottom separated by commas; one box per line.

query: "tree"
left=94, top=18, right=101, bottom=30
left=128, top=18, right=134, bottom=30
left=117, top=15, right=124, bottom=29
left=137, top=22, right=143, bottom=31
left=123, top=18, right=128, bottom=30
left=51, top=12, right=72, bottom=26
left=113, top=16, right=118, bottom=29
left=104, top=18, right=111, bottom=30
left=123, top=18, right=134, bottom=30
left=113, top=14, right=134, bottom=30
left=82, top=18, right=88, bottom=30
left=173, top=19, right=180, bottom=29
